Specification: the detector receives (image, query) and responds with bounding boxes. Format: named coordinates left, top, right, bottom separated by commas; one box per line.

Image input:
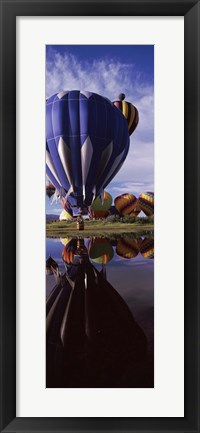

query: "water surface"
left=46, top=234, right=154, bottom=388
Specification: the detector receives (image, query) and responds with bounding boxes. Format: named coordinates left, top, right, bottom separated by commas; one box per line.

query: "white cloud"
left=46, top=50, right=153, bottom=101
left=108, top=179, right=154, bottom=197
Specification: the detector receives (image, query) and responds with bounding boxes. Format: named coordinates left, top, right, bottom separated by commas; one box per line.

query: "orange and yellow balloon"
left=138, top=192, right=154, bottom=216
left=139, top=237, right=154, bottom=259
left=113, top=93, right=139, bottom=136
left=114, top=193, right=140, bottom=216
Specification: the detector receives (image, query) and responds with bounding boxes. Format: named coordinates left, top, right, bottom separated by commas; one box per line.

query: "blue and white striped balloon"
left=46, top=90, right=130, bottom=209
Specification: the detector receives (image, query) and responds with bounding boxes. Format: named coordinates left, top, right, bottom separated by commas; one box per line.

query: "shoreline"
left=46, top=221, right=154, bottom=238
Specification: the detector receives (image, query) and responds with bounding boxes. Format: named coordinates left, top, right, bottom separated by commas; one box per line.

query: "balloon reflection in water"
left=116, top=237, right=154, bottom=260
left=46, top=90, right=133, bottom=211
left=60, top=238, right=71, bottom=246
left=116, top=238, right=140, bottom=259
left=89, top=237, right=114, bottom=264
left=139, top=238, right=154, bottom=259
left=46, top=249, right=147, bottom=388
left=62, top=239, right=88, bottom=265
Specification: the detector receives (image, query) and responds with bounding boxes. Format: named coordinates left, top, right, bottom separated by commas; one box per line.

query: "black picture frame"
left=0, top=1, right=199, bottom=432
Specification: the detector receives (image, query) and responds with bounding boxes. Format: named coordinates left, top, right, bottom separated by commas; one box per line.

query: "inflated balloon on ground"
left=59, top=210, right=73, bottom=221
left=114, top=193, right=140, bottom=216
left=138, top=192, right=154, bottom=216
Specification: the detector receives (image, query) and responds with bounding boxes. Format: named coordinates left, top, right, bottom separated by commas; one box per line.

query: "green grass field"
left=46, top=219, right=154, bottom=238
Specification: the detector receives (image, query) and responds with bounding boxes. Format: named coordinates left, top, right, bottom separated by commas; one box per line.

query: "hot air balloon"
left=89, top=237, right=114, bottom=264
left=46, top=182, right=56, bottom=199
left=90, top=191, right=112, bottom=219
left=62, top=239, right=88, bottom=265
left=46, top=90, right=132, bottom=211
left=139, top=237, right=154, bottom=259
left=116, top=237, right=139, bottom=259
left=114, top=193, right=141, bottom=216
left=62, top=239, right=78, bottom=265
left=60, top=237, right=71, bottom=246
left=113, top=93, right=139, bottom=136
left=138, top=192, right=154, bottom=216
left=59, top=209, right=73, bottom=221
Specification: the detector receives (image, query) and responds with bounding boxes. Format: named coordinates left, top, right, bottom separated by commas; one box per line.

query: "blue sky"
left=46, top=45, right=154, bottom=215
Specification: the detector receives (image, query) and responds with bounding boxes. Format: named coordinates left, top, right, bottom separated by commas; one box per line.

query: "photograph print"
left=46, top=45, right=154, bottom=388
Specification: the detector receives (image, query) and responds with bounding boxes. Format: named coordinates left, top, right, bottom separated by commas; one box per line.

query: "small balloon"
left=113, top=97, right=139, bottom=136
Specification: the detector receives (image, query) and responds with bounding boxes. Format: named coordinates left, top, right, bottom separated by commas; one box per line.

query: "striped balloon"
left=139, top=238, right=154, bottom=259
left=113, top=94, right=139, bottom=136
left=46, top=90, right=130, bottom=209
left=62, top=239, right=78, bottom=264
left=116, top=238, right=139, bottom=259
left=90, top=191, right=112, bottom=219
left=114, top=193, right=140, bottom=216
left=138, top=192, right=154, bottom=216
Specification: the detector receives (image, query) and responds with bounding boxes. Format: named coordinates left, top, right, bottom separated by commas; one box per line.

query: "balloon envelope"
left=90, top=191, right=112, bottom=218
left=59, top=210, right=73, bottom=221
left=116, top=238, right=139, bottom=259
left=62, top=239, right=78, bottom=264
left=60, top=237, right=71, bottom=246
left=114, top=193, right=140, bottom=216
left=46, top=183, right=56, bottom=198
left=139, top=237, right=154, bottom=259
left=91, top=191, right=112, bottom=211
left=113, top=98, right=139, bottom=136
left=89, top=238, right=114, bottom=264
left=46, top=90, right=130, bottom=209
left=138, top=192, right=154, bottom=216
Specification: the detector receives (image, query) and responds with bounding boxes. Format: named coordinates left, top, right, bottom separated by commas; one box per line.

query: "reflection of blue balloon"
left=46, top=90, right=130, bottom=209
